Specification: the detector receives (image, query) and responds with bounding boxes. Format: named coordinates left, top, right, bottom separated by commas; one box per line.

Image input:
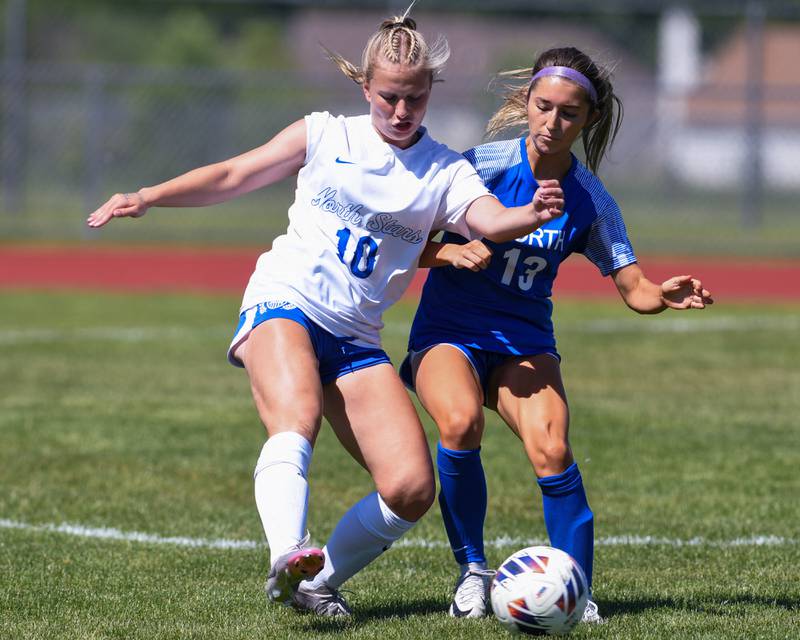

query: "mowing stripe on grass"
left=2, top=315, right=799, bottom=345
left=1, top=519, right=795, bottom=551
left=0, top=326, right=229, bottom=344
left=582, top=315, right=800, bottom=333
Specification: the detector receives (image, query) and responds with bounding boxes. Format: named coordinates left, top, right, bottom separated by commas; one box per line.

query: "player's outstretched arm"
left=87, top=119, right=307, bottom=228
left=418, top=239, right=492, bottom=271
left=612, top=263, right=714, bottom=313
left=465, top=179, right=564, bottom=243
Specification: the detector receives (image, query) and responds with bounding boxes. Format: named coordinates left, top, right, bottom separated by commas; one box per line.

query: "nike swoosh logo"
left=449, top=601, right=477, bottom=618
left=335, top=157, right=355, bottom=164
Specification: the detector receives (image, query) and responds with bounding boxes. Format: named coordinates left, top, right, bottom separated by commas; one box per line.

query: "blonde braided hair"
left=324, top=4, right=449, bottom=85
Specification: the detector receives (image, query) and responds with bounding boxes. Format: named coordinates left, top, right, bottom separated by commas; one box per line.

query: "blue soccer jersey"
left=408, top=137, right=637, bottom=356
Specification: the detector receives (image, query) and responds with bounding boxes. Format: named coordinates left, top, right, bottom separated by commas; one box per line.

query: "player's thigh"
left=325, top=363, right=434, bottom=520
left=239, top=318, right=323, bottom=442
left=491, top=354, right=572, bottom=477
left=414, top=344, right=485, bottom=449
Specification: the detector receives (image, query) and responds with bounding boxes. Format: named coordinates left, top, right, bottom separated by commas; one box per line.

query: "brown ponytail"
left=487, top=47, right=623, bottom=174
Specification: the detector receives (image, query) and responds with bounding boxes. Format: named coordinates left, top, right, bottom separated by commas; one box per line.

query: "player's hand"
left=87, top=192, right=148, bottom=228
left=446, top=239, right=492, bottom=271
left=661, top=275, right=714, bottom=309
left=532, top=179, right=564, bottom=225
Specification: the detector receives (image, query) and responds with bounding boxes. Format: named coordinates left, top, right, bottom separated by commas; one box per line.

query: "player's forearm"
left=138, top=162, right=248, bottom=208
left=468, top=201, right=543, bottom=244
left=621, top=277, right=667, bottom=314
left=139, top=121, right=306, bottom=209
left=418, top=241, right=456, bottom=268
left=485, top=204, right=544, bottom=242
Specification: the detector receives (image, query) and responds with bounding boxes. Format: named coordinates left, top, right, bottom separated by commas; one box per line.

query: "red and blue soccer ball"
left=490, top=545, right=588, bottom=635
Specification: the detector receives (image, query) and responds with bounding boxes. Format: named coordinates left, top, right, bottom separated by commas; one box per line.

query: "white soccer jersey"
left=240, top=111, right=492, bottom=347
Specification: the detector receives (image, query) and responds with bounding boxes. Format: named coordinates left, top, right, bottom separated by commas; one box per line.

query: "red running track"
left=1, top=245, right=799, bottom=301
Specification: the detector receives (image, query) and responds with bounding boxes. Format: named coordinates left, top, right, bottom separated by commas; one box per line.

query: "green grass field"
left=1, top=291, right=799, bottom=639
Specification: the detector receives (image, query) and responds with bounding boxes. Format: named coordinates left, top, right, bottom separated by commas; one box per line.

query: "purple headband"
left=530, top=66, right=598, bottom=104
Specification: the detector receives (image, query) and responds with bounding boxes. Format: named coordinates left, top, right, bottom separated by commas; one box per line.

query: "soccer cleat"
left=581, top=599, right=604, bottom=624
left=448, top=568, right=496, bottom=618
left=264, top=536, right=325, bottom=605
left=292, top=581, right=352, bottom=617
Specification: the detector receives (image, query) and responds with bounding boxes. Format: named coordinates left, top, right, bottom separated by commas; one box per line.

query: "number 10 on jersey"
left=336, top=227, right=379, bottom=278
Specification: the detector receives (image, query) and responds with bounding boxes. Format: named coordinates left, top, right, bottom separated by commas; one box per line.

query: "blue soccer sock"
left=309, top=491, right=415, bottom=589
left=537, top=462, right=594, bottom=588
left=437, top=443, right=487, bottom=565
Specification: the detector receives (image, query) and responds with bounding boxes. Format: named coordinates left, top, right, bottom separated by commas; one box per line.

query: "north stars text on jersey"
left=514, top=225, right=572, bottom=252
left=311, top=186, right=424, bottom=245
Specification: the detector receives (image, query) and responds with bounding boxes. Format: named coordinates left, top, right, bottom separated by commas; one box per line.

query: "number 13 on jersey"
left=336, top=227, right=379, bottom=278
left=501, top=247, right=547, bottom=291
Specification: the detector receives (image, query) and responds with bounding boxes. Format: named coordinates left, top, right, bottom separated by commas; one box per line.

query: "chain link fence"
left=2, top=1, right=799, bottom=253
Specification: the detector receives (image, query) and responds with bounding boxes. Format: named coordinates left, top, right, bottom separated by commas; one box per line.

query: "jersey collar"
left=518, top=136, right=578, bottom=187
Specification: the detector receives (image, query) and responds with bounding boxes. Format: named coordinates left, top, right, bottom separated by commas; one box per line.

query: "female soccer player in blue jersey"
left=87, top=11, right=565, bottom=618
left=402, top=46, right=713, bottom=623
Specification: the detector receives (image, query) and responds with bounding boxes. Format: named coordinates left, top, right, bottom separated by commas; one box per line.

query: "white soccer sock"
left=460, top=561, right=489, bottom=574
left=253, top=431, right=313, bottom=561
left=309, top=491, right=415, bottom=589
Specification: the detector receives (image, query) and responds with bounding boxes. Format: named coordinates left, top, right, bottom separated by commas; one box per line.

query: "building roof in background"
left=687, top=25, right=800, bottom=125
left=285, top=9, right=658, bottom=169
left=286, top=9, right=652, bottom=94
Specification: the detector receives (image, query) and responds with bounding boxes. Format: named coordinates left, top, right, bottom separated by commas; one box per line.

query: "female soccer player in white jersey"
left=86, top=11, right=567, bottom=617
left=402, top=46, right=714, bottom=623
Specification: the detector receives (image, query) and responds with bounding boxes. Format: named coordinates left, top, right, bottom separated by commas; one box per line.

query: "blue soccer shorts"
left=228, top=301, right=391, bottom=384
left=400, top=342, right=559, bottom=404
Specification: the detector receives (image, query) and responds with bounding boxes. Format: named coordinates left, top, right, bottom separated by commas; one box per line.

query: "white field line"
left=0, top=518, right=259, bottom=550
left=0, top=326, right=229, bottom=345
left=578, top=315, right=800, bottom=334
left=0, top=518, right=795, bottom=552
left=1, top=315, right=798, bottom=345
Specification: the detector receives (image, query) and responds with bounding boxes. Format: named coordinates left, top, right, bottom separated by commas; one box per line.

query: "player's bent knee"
left=436, top=407, right=484, bottom=448
left=255, top=406, right=320, bottom=437
left=379, top=475, right=435, bottom=522
left=529, top=440, right=572, bottom=477
left=249, top=385, right=321, bottom=432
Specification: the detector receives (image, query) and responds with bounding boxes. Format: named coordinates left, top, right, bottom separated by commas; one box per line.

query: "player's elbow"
left=469, top=217, right=509, bottom=243
left=482, top=228, right=516, bottom=243
left=218, top=161, right=246, bottom=194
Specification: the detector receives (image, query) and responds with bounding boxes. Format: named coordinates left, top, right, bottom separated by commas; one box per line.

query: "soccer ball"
left=491, top=545, right=588, bottom=635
